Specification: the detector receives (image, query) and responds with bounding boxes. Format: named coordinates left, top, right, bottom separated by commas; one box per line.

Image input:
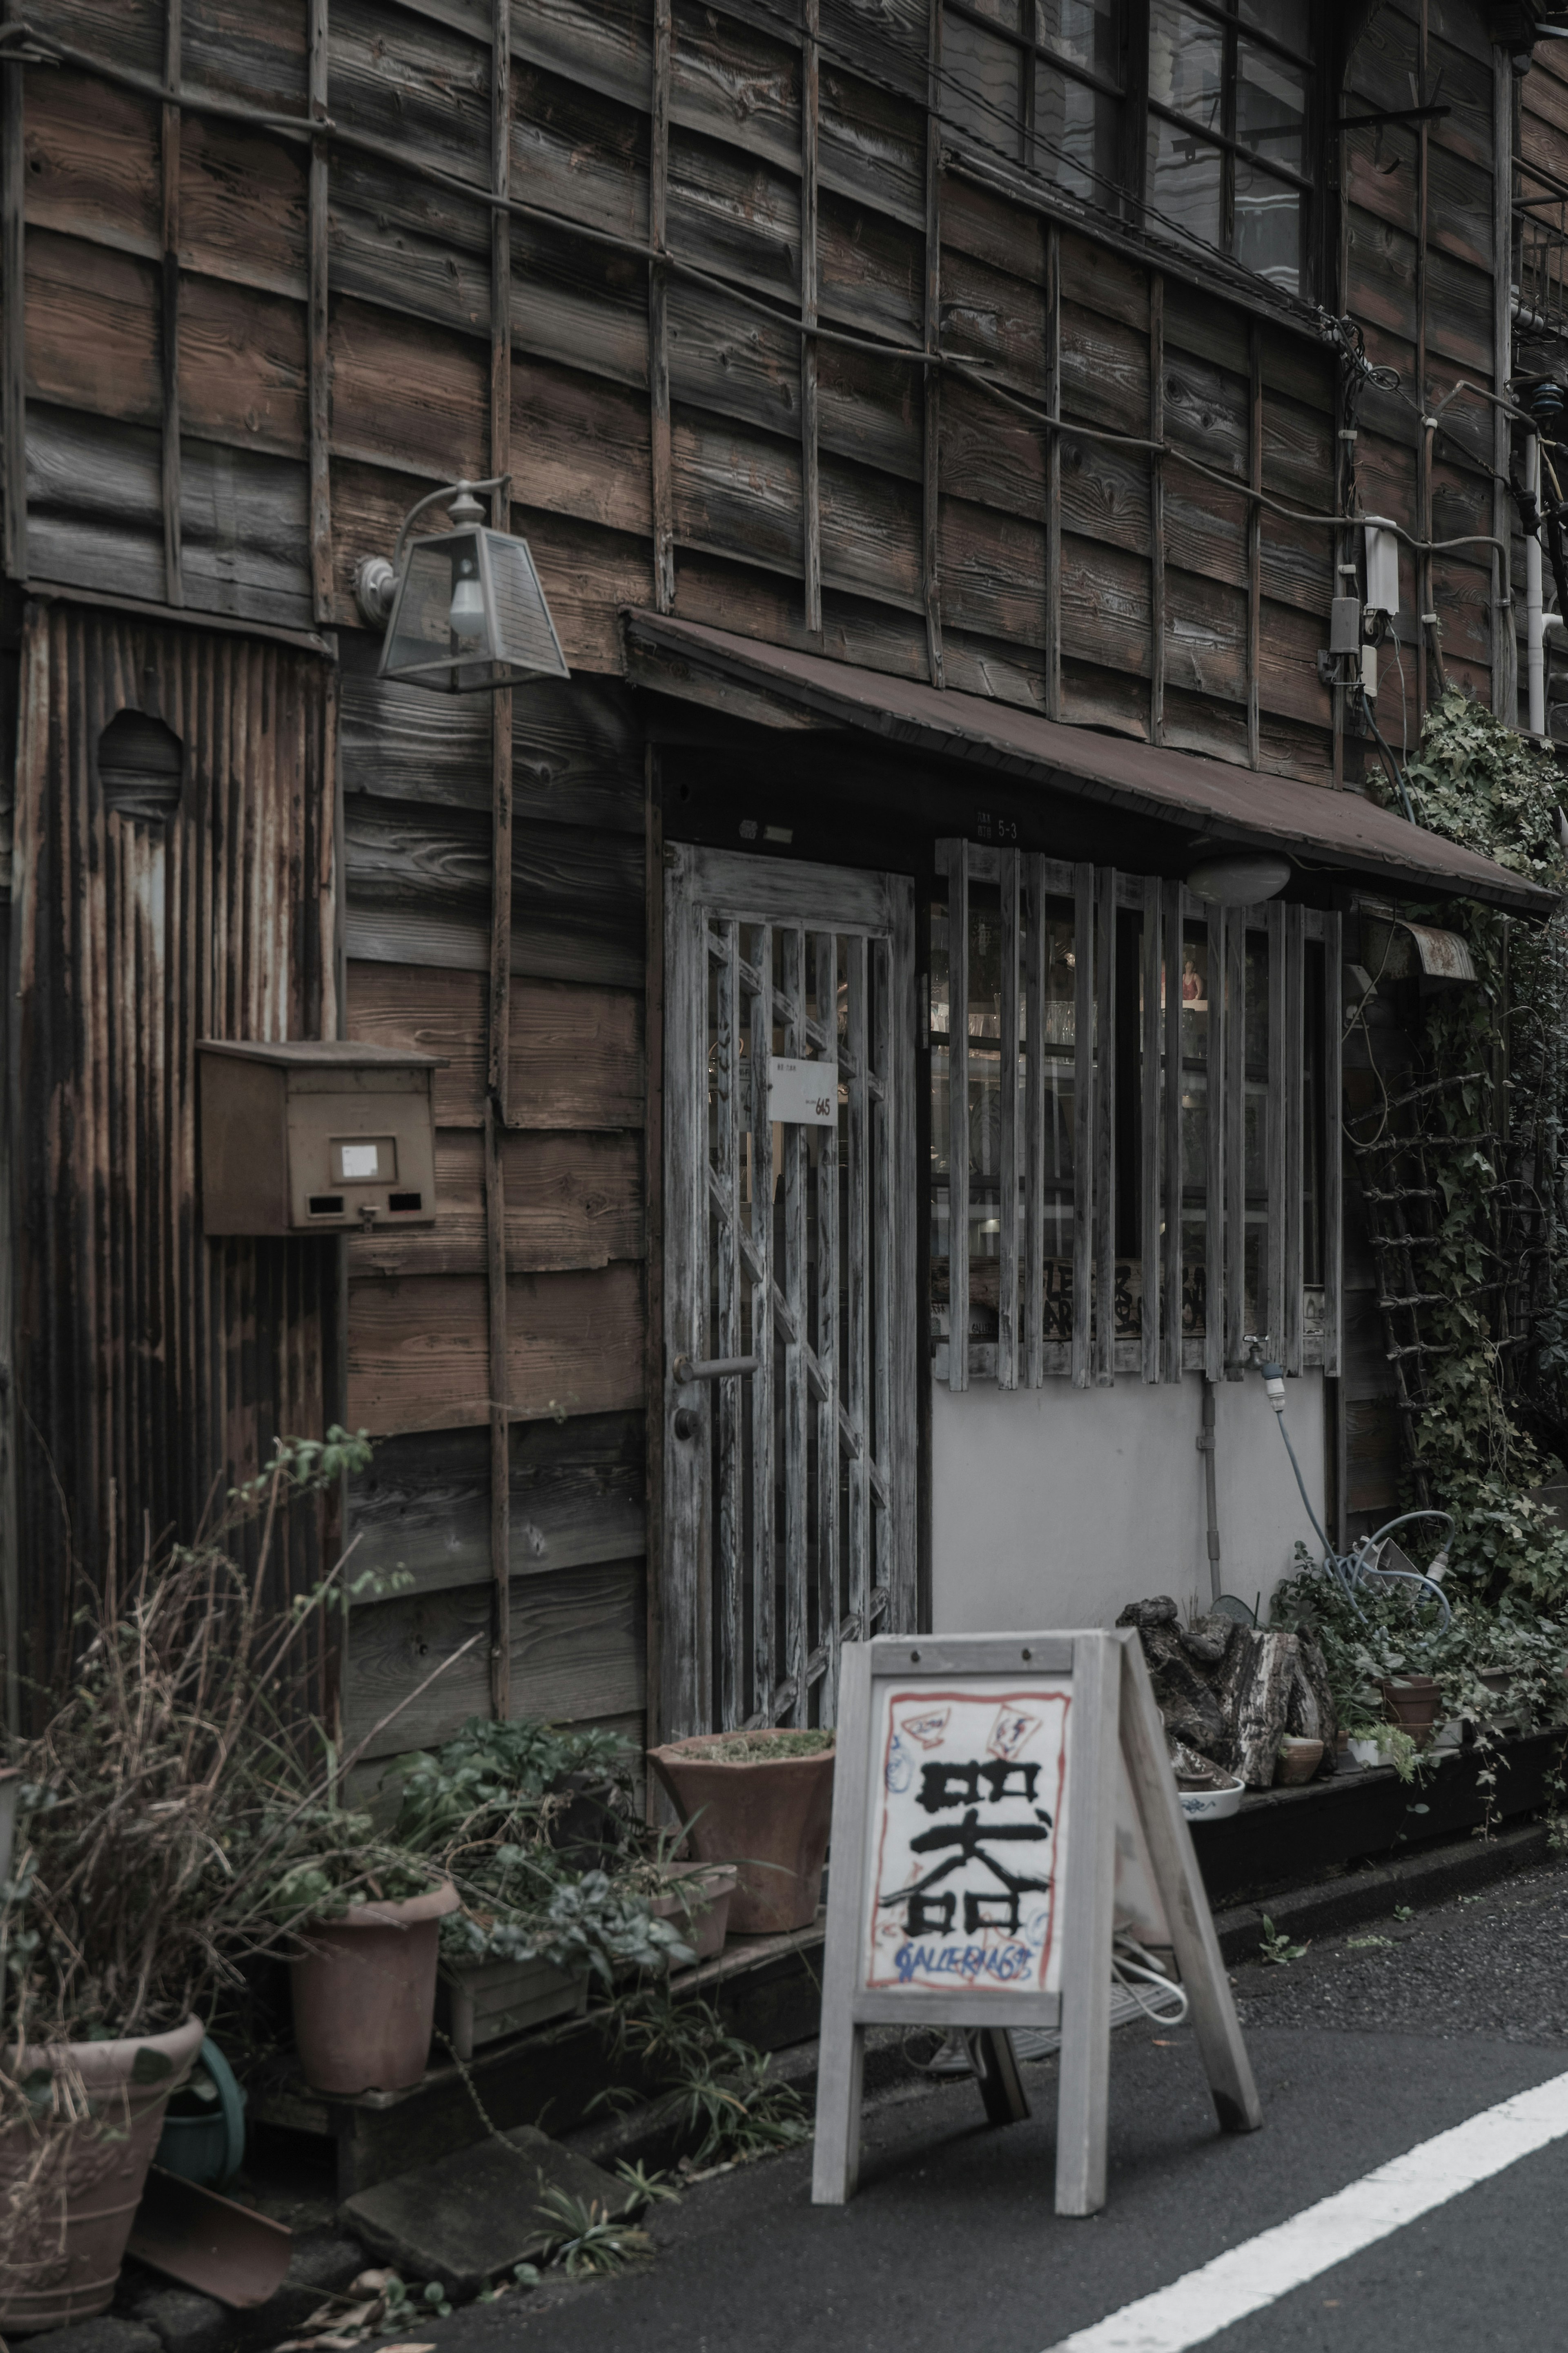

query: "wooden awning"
left=622, top=611, right=1557, bottom=918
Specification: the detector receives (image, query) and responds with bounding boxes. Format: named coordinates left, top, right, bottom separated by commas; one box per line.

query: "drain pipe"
left=1197, top=1379, right=1221, bottom=1603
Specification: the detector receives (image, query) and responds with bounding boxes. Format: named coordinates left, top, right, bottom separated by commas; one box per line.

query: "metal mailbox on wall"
left=198, top=1041, right=444, bottom=1236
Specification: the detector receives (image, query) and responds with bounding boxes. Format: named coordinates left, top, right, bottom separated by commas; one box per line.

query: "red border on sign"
left=864, top=1686, right=1071, bottom=1993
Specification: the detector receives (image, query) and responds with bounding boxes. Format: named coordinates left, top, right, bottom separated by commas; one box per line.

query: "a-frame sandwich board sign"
left=811, top=1628, right=1262, bottom=2214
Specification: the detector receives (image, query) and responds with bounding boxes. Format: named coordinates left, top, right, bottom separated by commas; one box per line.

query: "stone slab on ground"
left=341, top=2128, right=635, bottom=2300
left=19, top=2319, right=163, bottom=2353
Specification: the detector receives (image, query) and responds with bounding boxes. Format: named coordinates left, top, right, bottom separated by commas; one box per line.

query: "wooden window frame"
left=931, top=840, right=1340, bottom=1390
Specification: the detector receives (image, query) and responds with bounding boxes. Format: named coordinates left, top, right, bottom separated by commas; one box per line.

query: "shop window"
left=929, top=842, right=1338, bottom=1388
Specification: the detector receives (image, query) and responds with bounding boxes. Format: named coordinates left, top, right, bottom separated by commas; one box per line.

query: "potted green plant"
left=647, top=1730, right=835, bottom=1934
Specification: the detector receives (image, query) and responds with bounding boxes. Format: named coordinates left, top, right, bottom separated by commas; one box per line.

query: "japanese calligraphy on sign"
left=862, top=1682, right=1071, bottom=1996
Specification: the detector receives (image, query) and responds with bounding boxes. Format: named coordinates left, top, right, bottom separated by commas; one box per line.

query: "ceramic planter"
left=1176, top=1775, right=1245, bottom=1823
left=153, top=2033, right=247, bottom=2190
left=1274, top=1737, right=1323, bottom=1788
left=0, top=2013, right=203, bottom=2334
left=290, top=1878, right=459, bottom=2094
left=647, top=1737, right=835, bottom=1934
left=433, top=1952, right=588, bottom=2063
left=1380, top=1675, right=1441, bottom=1747
left=649, top=1862, right=740, bottom=1963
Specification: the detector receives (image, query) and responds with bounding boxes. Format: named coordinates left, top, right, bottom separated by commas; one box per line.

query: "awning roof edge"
left=622, top=611, right=1557, bottom=919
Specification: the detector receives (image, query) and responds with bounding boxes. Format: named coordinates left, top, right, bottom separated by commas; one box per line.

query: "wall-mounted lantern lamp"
left=1185, top=851, right=1291, bottom=905
left=353, top=476, right=569, bottom=693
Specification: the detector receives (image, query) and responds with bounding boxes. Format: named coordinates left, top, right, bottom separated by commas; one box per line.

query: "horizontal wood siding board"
left=347, top=1262, right=645, bottom=1432
left=346, top=1410, right=646, bottom=1592
left=347, top=1126, right=644, bottom=1276
left=343, top=1557, right=646, bottom=1757
left=346, top=962, right=645, bottom=1131
left=339, top=672, right=644, bottom=831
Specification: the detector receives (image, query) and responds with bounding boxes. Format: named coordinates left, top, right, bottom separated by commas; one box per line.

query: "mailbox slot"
left=198, top=1041, right=445, bottom=1236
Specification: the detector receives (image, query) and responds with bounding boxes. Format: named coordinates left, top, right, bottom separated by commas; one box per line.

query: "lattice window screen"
left=931, top=842, right=1340, bottom=1389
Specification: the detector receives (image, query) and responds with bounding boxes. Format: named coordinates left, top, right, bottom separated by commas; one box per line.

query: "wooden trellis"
left=934, top=841, right=1341, bottom=1390
left=662, top=845, right=918, bottom=1742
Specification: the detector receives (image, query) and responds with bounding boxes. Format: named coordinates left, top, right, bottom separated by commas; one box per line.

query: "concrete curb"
left=1210, top=1818, right=1557, bottom=1964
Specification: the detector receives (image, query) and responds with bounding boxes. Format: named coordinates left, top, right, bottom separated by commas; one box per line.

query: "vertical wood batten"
left=942, top=841, right=969, bottom=1391
left=308, top=0, right=331, bottom=620
left=1223, top=912, right=1247, bottom=1371
left=751, top=921, right=775, bottom=1721
left=1204, top=904, right=1227, bottom=1385
left=650, top=0, right=674, bottom=614
left=160, top=0, right=184, bottom=606
left=1492, top=52, right=1515, bottom=721
left=780, top=925, right=808, bottom=1724
left=801, top=0, right=821, bottom=635
left=1, top=0, right=25, bottom=578
left=1160, top=878, right=1183, bottom=1387
left=873, top=930, right=895, bottom=1607
left=921, top=4, right=944, bottom=686
left=1149, top=272, right=1165, bottom=746
left=1265, top=900, right=1286, bottom=1354
left=1283, top=903, right=1305, bottom=1377
left=715, top=920, right=743, bottom=1729
left=812, top=928, right=839, bottom=1717
left=1045, top=226, right=1062, bottom=723
left=1091, top=866, right=1116, bottom=1387
left=485, top=0, right=513, bottom=1719
left=644, top=754, right=666, bottom=1751
left=887, top=884, right=918, bottom=1633
left=997, top=847, right=1020, bottom=1389
left=1140, top=875, right=1161, bottom=1384
left=1071, top=860, right=1094, bottom=1389
left=1024, top=852, right=1047, bottom=1388
left=1323, top=910, right=1343, bottom=1379
left=1245, top=322, right=1261, bottom=771
left=845, top=932, right=870, bottom=1634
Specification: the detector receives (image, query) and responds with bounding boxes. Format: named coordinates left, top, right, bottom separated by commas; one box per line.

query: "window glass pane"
left=1236, top=39, right=1306, bottom=176
left=1238, top=0, right=1310, bottom=57
left=1034, top=0, right=1118, bottom=75
left=1033, top=60, right=1120, bottom=199
left=1148, top=0, right=1223, bottom=133
left=1180, top=929, right=1212, bottom=1061
left=1234, top=156, right=1300, bottom=290
left=1244, top=932, right=1269, bottom=1065
left=1149, top=114, right=1223, bottom=251
left=942, top=11, right=1022, bottom=153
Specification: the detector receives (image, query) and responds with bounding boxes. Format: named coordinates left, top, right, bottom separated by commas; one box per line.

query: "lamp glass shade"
left=379, top=524, right=570, bottom=692
left=1185, top=853, right=1291, bottom=905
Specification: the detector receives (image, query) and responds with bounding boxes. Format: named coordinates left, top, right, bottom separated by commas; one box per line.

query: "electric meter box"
left=198, top=1040, right=446, bottom=1237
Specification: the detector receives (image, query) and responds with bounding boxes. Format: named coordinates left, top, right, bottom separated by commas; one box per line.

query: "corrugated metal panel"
left=8, top=599, right=338, bottom=1710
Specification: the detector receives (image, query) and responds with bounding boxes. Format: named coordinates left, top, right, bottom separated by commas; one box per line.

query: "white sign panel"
left=863, top=1679, right=1071, bottom=1996
left=768, top=1055, right=836, bottom=1126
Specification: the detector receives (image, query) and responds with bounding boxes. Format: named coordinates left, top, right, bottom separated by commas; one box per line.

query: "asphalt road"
left=422, top=1855, right=1568, bottom=2353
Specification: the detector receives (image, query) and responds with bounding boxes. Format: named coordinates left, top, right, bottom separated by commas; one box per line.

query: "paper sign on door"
left=768, top=1055, right=836, bottom=1126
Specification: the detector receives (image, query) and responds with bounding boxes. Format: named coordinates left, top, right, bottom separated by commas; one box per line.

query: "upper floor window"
left=1146, top=0, right=1313, bottom=292
left=943, top=0, right=1127, bottom=203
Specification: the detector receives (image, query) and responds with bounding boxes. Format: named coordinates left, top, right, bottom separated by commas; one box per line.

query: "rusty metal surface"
left=127, top=2171, right=293, bottom=2307
left=623, top=613, right=1555, bottom=918
left=9, top=600, right=338, bottom=1708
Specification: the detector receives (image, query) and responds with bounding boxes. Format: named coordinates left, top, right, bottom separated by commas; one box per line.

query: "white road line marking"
left=1040, top=2066, right=1568, bottom=2353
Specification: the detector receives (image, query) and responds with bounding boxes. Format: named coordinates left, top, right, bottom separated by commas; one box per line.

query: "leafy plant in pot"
left=0, top=1427, right=426, bottom=2331
left=646, top=1730, right=835, bottom=1935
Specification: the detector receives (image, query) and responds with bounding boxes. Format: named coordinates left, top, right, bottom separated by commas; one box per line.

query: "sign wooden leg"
left=812, top=1639, right=873, bottom=2205
left=811, top=2014, right=866, bottom=2205
left=1118, top=1632, right=1263, bottom=2133
left=965, top=2028, right=1031, bottom=2127
left=1055, top=1631, right=1120, bottom=2216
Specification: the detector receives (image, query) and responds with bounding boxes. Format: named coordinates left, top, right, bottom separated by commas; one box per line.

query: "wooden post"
left=943, top=842, right=969, bottom=1392
left=813, top=927, right=840, bottom=1717
left=780, top=925, right=808, bottom=1724
left=1246, top=321, right=1261, bottom=769
left=846, top=931, right=871, bottom=1629
left=801, top=0, right=821, bottom=635
left=661, top=847, right=708, bottom=1743
left=998, top=846, right=1020, bottom=1389
left=1266, top=899, right=1286, bottom=1353
left=1149, top=271, right=1165, bottom=747
left=751, top=921, right=776, bottom=1719
left=1283, top=902, right=1305, bottom=1375
left=1045, top=226, right=1062, bottom=723
left=921, top=0, right=943, bottom=687
left=1492, top=49, right=1516, bottom=723
left=1161, top=879, right=1184, bottom=1386
left=485, top=0, right=514, bottom=1722
left=1140, top=874, right=1162, bottom=1383
left=716, top=920, right=744, bottom=1728
left=1224, top=910, right=1247, bottom=1369
left=1323, top=910, right=1343, bottom=1379
left=1092, top=867, right=1117, bottom=1387
left=811, top=1636, right=871, bottom=2204
left=1071, top=861, right=1094, bottom=1388
left=308, top=0, right=331, bottom=620
left=645, top=754, right=667, bottom=1753
left=161, top=0, right=184, bottom=606
left=1055, top=1631, right=1120, bottom=2216
left=1204, top=905, right=1227, bottom=1385
left=650, top=0, right=674, bottom=614
left=0, top=0, right=25, bottom=580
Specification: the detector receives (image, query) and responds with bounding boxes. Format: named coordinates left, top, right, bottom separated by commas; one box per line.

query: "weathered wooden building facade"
left=0, top=0, right=1558, bottom=1755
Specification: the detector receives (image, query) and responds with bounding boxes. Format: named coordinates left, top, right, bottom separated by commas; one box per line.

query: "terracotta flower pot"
left=1274, top=1737, right=1324, bottom=1788
left=1380, top=1675, right=1441, bottom=1747
left=649, top=1862, right=740, bottom=1963
left=290, top=1878, right=459, bottom=2094
left=0, top=2012, right=203, bottom=2335
left=648, top=1737, right=835, bottom=1935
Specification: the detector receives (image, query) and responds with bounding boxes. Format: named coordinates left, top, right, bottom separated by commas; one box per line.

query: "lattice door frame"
left=659, top=844, right=917, bottom=1743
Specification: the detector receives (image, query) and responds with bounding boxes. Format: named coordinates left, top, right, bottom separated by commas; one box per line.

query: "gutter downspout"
left=1198, top=1378, right=1221, bottom=1604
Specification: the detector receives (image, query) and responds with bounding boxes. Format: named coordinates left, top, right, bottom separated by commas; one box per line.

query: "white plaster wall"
left=930, top=1369, right=1326, bottom=1634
